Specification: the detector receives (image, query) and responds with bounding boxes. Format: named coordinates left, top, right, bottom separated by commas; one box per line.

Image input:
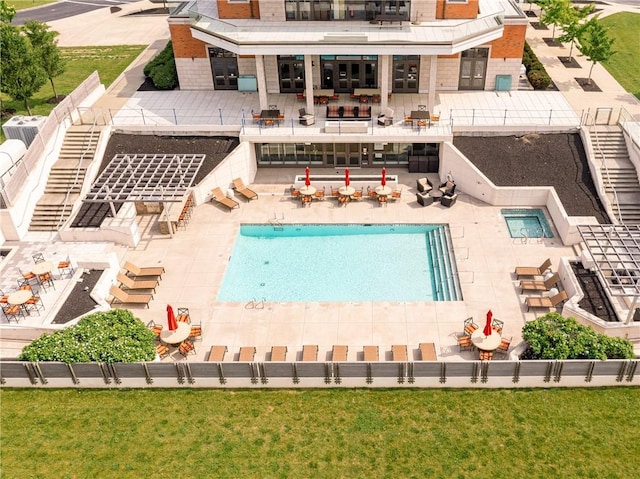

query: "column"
left=428, top=55, right=437, bottom=114
left=255, top=55, right=268, bottom=110
left=304, top=55, right=314, bottom=113
left=380, top=54, right=390, bottom=111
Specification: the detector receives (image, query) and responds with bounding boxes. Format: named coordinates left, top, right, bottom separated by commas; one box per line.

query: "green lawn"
left=1, top=388, right=638, bottom=478
left=8, top=0, right=57, bottom=10
left=599, top=12, right=640, bottom=100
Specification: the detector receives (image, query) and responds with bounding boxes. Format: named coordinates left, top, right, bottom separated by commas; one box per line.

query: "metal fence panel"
left=262, top=363, right=294, bottom=378
left=38, top=363, right=74, bottom=379
left=370, top=362, right=405, bottom=378
left=519, top=361, right=554, bottom=376
left=218, top=363, right=256, bottom=378
left=112, top=363, right=148, bottom=378
left=294, top=363, right=328, bottom=377
left=412, top=362, right=443, bottom=377
left=444, top=362, right=476, bottom=377
left=72, top=363, right=107, bottom=378
left=334, top=363, right=369, bottom=378
left=189, top=363, right=223, bottom=378
left=0, top=362, right=33, bottom=378
left=144, top=362, right=180, bottom=378
left=559, top=361, right=592, bottom=376
left=485, top=362, right=516, bottom=377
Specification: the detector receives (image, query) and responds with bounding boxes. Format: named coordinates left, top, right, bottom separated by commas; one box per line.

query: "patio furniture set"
left=457, top=317, right=511, bottom=361
left=211, top=178, right=258, bottom=212
left=149, top=306, right=202, bottom=360
left=251, top=105, right=285, bottom=127
left=515, top=258, right=569, bottom=311
left=109, top=261, right=164, bottom=308
left=291, top=185, right=401, bottom=207
left=415, top=177, right=458, bottom=207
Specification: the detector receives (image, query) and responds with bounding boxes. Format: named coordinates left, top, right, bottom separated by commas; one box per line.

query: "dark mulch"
left=137, top=77, right=160, bottom=92
left=559, top=56, right=581, bottom=68
left=525, top=11, right=537, bottom=18
left=575, top=78, right=602, bottom=92
left=453, top=133, right=610, bottom=223
left=570, top=262, right=619, bottom=322
left=52, top=270, right=103, bottom=324
left=543, top=38, right=563, bottom=47
left=530, top=22, right=548, bottom=30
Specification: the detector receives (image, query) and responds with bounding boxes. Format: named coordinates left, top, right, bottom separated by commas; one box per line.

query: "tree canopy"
left=23, top=20, right=66, bottom=99
left=578, top=16, right=616, bottom=83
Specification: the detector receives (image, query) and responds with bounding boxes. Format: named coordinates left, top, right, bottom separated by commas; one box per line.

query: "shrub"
left=521, top=312, right=635, bottom=360
left=528, top=69, right=552, bottom=90
left=19, top=309, right=156, bottom=363
left=143, top=41, right=178, bottom=90
left=522, top=41, right=553, bottom=90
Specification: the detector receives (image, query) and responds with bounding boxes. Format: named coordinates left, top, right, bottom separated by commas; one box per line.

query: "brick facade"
left=489, top=25, right=526, bottom=59
left=169, top=23, right=207, bottom=59
left=217, top=0, right=260, bottom=19
left=436, top=0, right=479, bottom=20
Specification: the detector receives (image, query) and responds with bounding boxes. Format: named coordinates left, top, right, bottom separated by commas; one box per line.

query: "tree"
left=0, top=23, right=47, bottom=115
left=578, top=16, right=615, bottom=84
left=540, top=0, right=571, bottom=40
left=0, top=0, right=15, bottom=23
left=557, top=2, right=595, bottom=62
left=23, top=20, right=66, bottom=100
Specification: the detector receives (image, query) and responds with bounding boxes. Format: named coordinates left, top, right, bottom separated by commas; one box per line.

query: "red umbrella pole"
left=345, top=168, right=350, bottom=187
left=305, top=166, right=310, bottom=187
left=381, top=167, right=386, bottom=187
left=483, top=310, right=493, bottom=336
left=167, top=304, right=178, bottom=331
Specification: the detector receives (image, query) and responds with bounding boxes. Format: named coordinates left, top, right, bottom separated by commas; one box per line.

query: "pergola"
left=578, top=224, right=640, bottom=324
left=84, top=154, right=205, bottom=236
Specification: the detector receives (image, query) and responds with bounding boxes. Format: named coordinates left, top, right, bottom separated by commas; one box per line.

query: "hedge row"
left=522, top=42, right=552, bottom=90
left=143, top=41, right=179, bottom=90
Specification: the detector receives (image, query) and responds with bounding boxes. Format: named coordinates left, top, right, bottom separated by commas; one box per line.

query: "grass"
left=598, top=12, right=640, bottom=100
left=1, top=388, right=638, bottom=478
left=8, top=0, right=57, bottom=10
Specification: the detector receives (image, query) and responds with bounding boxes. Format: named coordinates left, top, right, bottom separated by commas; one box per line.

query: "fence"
left=1, top=359, right=637, bottom=389
left=449, top=108, right=580, bottom=127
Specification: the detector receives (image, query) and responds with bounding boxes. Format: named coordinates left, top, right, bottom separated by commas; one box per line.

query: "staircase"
left=426, top=226, right=462, bottom=301
left=591, top=126, right=640, bottom=224
left=29, top=125, right=100, bottom=231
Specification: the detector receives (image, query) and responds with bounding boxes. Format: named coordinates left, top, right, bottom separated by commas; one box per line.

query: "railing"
left=619, top=107, right=640, bottom=151
left=449, top=108, right=581, bottom=127
left=1, top=359, right=636, bottom=388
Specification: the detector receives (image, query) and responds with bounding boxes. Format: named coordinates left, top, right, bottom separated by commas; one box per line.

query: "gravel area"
left=52, top=270, right=103, bottom=324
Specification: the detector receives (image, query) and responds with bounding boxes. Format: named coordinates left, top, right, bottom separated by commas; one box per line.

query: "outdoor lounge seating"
left=416, top=192, right=434, bottom=206
left=332, top=345, right=348, bottom=361
left=439, top=180, right=456, bottom=196
left=392, top=344, right=408, bottom=361
left=117, top=272, right=159, bottom=292
left=270, top=346, right=287, bottom=361
left=208, top=345, right=227, bottom=361
left=326, top=105, right=371, bottom=120
left=302, top=345, right=318, bottom=361
left=440, top=193, right=458, bottom=208
left=519, top=272, right=560, bottom=294
left=416, top=177, right=433, bottom=193
left=238, top=346, right=256, bottom=361
left=109, top=285, right=153, bottom=308
left=298, top=108, right=315, bottom=126
left=363, top=345, right=379, bottom=361
left=419, top=342, right=437, bottom=360
left=124, top=261, right=164, bottom=279
left=377, top=107, right=394, bottom=126
left=525, top=290, right=568, bottom=311
left=515, top=258, right=552, bottom=278
left=232, top=178, right=258, bottom=201
left=211, top=187, right=240, bottom=211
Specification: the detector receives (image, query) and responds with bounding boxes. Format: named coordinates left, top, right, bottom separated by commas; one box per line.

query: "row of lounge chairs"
left=205, top=343, right=438, bottom=362
left=211, top=178, right=258, bottom=211
left=514, top=258, right=569, bottom=311
left=109, top=261, right=165, bottom=308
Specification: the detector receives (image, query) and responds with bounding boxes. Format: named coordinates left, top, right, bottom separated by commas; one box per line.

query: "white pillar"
left=428, top=55, right=438, bottom=114
left=304, top=55, right=314, bottom=113
left=380, top=54, right=390, bottom=111
left=255, top=55, right=268, bottom=110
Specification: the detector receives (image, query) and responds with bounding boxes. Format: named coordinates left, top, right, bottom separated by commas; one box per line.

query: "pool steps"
left=426, top=226, right=462, bottom=301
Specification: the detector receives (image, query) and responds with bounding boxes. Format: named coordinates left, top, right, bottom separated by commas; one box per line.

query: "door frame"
left=458, top=48, right=489, bottom=91
left=209, top=48, right=239, bottom=91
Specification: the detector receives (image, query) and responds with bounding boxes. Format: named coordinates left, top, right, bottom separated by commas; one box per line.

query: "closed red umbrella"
left=483, top=310, right=493, bottom=336
left=381, top=167, right=386, bottom=187
left=167, top=304, right=178, bottom=331
left=345, top=168, right=350, bottom=187
left=305, top=166, right=311, bottom=187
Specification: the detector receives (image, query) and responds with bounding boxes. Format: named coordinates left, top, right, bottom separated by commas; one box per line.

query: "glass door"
left=459, top=48, right=488, bottom=90
left=393, top=56, right=419, bottom=92
left=278, top=56, right=305, bottom=93
left=209, top=48, right=239, bottom=90
left=334, top=144, right=362, bottom=167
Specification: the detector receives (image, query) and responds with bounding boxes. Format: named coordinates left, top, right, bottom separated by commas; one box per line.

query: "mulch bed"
left=453, top=133, right=610, bottom=223
left=558, top=56, right=581, bottom=68
left=525, top=11, right=537, bottom=18
left=543, top=38, right=563, bottom=47
left=52, top=270, right=103, bottom=324
left=575, top=78, right=602, bottom=92
left=570, top=262, right=619, bottom=322
left=530, top=22, right=548, bottom=30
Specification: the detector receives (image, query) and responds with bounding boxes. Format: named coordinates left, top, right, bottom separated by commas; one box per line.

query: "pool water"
left=217, top=224, right=460, bottom=302
left=501, top=209, right=553, bottom=238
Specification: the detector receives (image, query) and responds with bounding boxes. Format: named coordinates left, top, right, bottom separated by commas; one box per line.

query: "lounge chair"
left=525, top=290, right=568, bottom=312
left=302, top=345, right=318, bottom=361
left=270, top=346, right=287, bottom=361
left=208, top=345, right=227, bottom=361
left=123, top=261, right=164, bottom=279
left=211, top=187, right=240, bottom=211
left=519, top=272, right=560, bottom=294
left=363, top=345, right=379, bottom=361
left=392, top=345, right=408, bottom=361
left=298, top=108, right=315, bottom=126
left=332, top=345, right=348, bottom=361
left=515, top=258, right=552, bottom=278
left=117, top=272, right=159, bottom=292
left=238, top=346, right=256, bottom=362
left=419, top=342, right=437, bottom=361
left=440, top=193, right=458, bottom=208
left=109, top=285, right=153, bottom=308
left=232, top=178, right=258, bottom=201
left=416, top=177, right=433, bottom=193
left=439, top=180, right=456, bottom=196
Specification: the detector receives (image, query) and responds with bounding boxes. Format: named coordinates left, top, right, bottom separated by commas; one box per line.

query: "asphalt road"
left=13, top=0, right=142, bottom=25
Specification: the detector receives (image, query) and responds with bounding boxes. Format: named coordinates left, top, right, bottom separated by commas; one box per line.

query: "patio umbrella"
left=305, top=166, right=311, bottom=187
left=483, top=310, right=493, bottom=336
left=345, top=168, right=350, bottom=187
left=381, top=167, right=386, bottom=187
left=167, top=304, right=178, bottom=331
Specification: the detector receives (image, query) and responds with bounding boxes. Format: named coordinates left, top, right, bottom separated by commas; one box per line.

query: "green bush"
left=528, top=69, right=552, bottom=89
left=143, top=41, right=178, bottom=90
left=522, top=312, right=635, bottom=360
left=19, top=309, right=156, bottom=363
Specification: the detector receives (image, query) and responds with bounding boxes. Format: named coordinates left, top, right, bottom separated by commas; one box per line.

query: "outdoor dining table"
left=159, top=322, right=190, bottom=346
left=31, top=261, right=55, bottom=276
left=354, top=88, right=381, bottom=96
left=7, top=289, right=33, bottom=306
left=260, top=109, right=280, bottom=119
left=375, top=185, right=392, bottom=196
left=471, top=328, right=501, bottom=351
left=299, top=185, right=316, bottom=196
left=338, top=186, right=355, bottom=196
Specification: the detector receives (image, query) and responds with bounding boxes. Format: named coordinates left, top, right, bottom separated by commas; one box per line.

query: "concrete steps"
left=29, top=126, right=100, bottom=231
left=592, top=127, right=640, bottom=224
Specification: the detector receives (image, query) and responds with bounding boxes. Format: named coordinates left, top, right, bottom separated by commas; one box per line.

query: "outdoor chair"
left=2, top=304, right=25, bottom=323
left=117, top=272, right=159, bottom=293
left=389, top=188, right=402, bottom=201
left=525, top=290, right=568, bottom=312
left=156, top=343, right=170, bottom=359
left=464, top=317, right=479, bottom=335
left=270, top=346, right=287, bottom=361
left=302, top=345, right=319, bottom=361
left=178, top=340, right=196, bottom=357
left=492, top=318, right=504, bottom=334
left=367, top=187, right=378, bottom=200
left=457, top=333, right=473, bottom=352
left=416, top=177, right=433, bottom=193
left=479, top=350, right=493, bottom=361
left=109, top=285, right=153, bottom=308
left=177, top=307, right=191, bottom=324
left=32, top=253, right=45, bottom=264
left=232, top=178, right=258, bottom=201
left=238, top=346, right=256, bottom=362
left=439, top=180, right=456, bottom=196
left=37, top=272, right=55, bottom=291
left=25, top=293, right=44, bottom=315
left=377, top=107, right=394, bottom=126
left=211, top=187, right=240, bottom=211
left=495, top=336, right=512, bottom=357
left=363, top=345, right=379, bottom=361
left=189, top=323, right=202, bottom=341
left=391, top=345, right=408, bottom=361
left=440, top=193, right=458, bottom=208
left=332, top=345, right=348, bottom=361
left=378, top=195, right=388, bottom=207
left=124, top=261, right=164, bottom=279
left=314, top=186, right=326, bottom=201
left=351, top=188, right=364, bottom=201
left=298, top=108, right=315, bottom=126
left=57, top=255, right=75, bottom=279
left=147, top=320, right=163, bottom=338
left=519, top=272, right=560, bottom=294
left=416, top=192, right=434, bottom=207
left=419, top=342, right=437, bottom=361
left=515, top=258, right=552, bottom=278
left=208, top=345, right=227, bottom=361
left=0, top=289, right=8, bottom=304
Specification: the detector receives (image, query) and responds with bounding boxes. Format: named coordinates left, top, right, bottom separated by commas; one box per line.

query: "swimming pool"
left=217, top=224, right=461, bottom=302
left=501, top=209, right=553, bottom=238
